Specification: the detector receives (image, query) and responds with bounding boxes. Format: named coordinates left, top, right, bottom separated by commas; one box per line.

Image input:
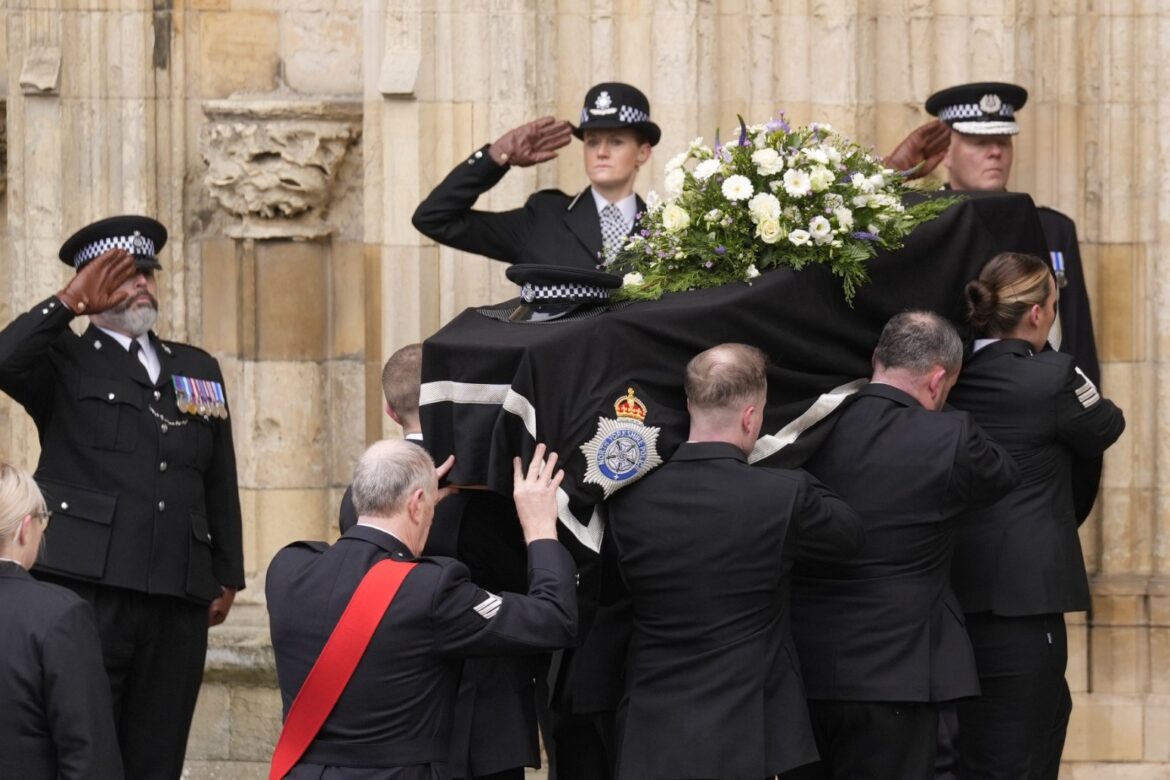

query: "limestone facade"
left=1, top=2, right=1168, bottom=776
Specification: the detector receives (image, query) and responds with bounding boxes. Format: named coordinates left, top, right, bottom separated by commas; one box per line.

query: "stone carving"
left=201, top=99, right=362, bottom=239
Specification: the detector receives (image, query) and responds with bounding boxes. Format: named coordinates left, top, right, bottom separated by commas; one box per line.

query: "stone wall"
left=2, top=1, right=1169, bottom=776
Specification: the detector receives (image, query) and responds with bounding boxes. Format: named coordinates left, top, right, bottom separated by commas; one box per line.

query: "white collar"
left=973, top=338, right=1000, bottom=352
left=590, top=189, right=638, bottom=229
left=405, top=432, right=424, bottom=442
left=96, top=326, right=149, bottom=353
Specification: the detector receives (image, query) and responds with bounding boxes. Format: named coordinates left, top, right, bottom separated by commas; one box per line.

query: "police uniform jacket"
left=790, top=383, right=1021, bottom=704
left=1037, top=206, right=1100, bottom=387
left=947, top=339, right=1125, bottom=616
left=0, top=298, right=245, bottom=602
left=411, top=144, right=645, bottom=270
left=266, top=524, right=577, bottom=779
left=0, top=561, right=123, bottom=780
left=606, top=441, right=864, bottom=779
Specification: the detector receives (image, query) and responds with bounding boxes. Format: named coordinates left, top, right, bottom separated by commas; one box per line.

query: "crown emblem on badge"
left=131, top=231, right=146, bottom=251
left=979, top=93, right=1003, bottom=115
left=590, top=90, right=617, bottom=116
left=614, top=387, right=647, bottom=422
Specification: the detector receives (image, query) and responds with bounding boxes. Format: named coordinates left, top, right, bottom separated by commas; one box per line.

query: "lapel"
left=85, top=324, right=155, bottom=388
left=562, top=188, right=603, bottom=265
left=149, top=332, right=176, bottom=390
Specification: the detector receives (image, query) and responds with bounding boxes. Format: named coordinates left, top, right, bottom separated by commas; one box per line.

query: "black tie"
left=128, top=340, right=152, bottom=383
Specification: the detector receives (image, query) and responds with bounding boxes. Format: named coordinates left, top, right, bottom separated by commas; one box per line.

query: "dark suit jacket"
left=791, top=383, right=1020, bottom=704
left=606, top=441, right=864, bottom=779
left=412, top=144, right=644, bottom=270
left=266, top=525, right=577, bottom=778
left=947, top=339, right=1125, bottom=616
left=0, top=298, right=245, bottom=602
left=0, top=561, right=123, bottom=779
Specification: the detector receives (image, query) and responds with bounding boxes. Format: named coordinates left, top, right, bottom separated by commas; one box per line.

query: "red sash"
left=268, top=558, right=417, bottom=780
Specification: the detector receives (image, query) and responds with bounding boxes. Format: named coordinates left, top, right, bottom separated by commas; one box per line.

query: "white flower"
left=644, top=190, right=663, bottom=213
left=661, top=203, right=691, bottom=232
left=824, top=193, right=845, bottom=210
left=808, top=165, right=835, bottom=192
left=867, top=223, right=881, bottom=236
left=694, top=159, right=723, bottom=181
left=664, top=168, right=686, bottom=198
left=868, top=173, right=886, bottom=188
left=748, top=193, right=781, bottom=222
left=622, top=272, right=645, bottom=287
left=664, top=152, right=689, bottom=174
left=809, top=215, right=833, bottom=244
left=721, top=174, right=754, bottom=201
left=851, top=172, right=874, bottom=193
left=825, top=145, right=843, bottom=165
left=782, top=168, right=812, bottom=197
left=833, top=206, right=854, bottom=230
left=852, top=194, right=874, bottom=208
left=751, top=148, right=784, bottom=176
left=689, top=136, right=706, bottom=150
left=704, top=208, right=724, bottom=224
left=745, top=264, right=761, bottom=279
left=756, top=217, right=783, bottom=244
left=788, top=229, right=812, bottom=246
left=802, top=146, right=829, bottom=165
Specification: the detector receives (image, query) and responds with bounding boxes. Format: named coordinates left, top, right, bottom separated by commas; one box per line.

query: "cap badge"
left=131, top=231, right=147, bottom=253
left=521, top=283, right=536, bottom=303
left=979, top=93, right=1003, bottom=115
left=580, top=387, right=662, bottom=497
left=590, top=90, right=617, bottom=116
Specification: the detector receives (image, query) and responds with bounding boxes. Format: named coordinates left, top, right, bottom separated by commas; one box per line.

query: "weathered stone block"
left=283, top=12, right=363, bottom=95
left=200, top=238, right=241, bottom=355
left=197, top=13, right=280, bottom=98
left=237, top=361, right=328, bottom=488
left=229, top=686, right=283, bottom=762
left=330, top=240, right=367, bottom=359
left=254, top=241, right=328, bottom=361
left=254, top=488, right=331, bottom=565
left=186, top=683, right=231, bottom=761
left=1064, top=694, right=1145, bottom=761
left=1090, top=624, right=1150, bottom=695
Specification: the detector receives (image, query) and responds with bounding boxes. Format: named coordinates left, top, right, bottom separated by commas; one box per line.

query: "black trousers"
left=784, top=700, right=938, bottom=780
left=42, top=577, right=208, bottom=780
left=956, top=612, right=1071, bottom=780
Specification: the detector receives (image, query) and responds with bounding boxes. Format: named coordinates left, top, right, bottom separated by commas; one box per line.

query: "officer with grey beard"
left=0, top=215, right=245, bottom=780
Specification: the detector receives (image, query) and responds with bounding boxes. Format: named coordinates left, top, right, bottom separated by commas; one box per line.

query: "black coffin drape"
left=420, top=192, right=1047, bottom=561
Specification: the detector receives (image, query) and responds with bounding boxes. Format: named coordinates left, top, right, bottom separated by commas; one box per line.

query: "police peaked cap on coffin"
left=504, top=265, right=623, bottom=323
left=58, top=215, right=167, bottom=272
left=926, top=82, right=1029, bottom=136
left=573, top=82, right=662, bottom=146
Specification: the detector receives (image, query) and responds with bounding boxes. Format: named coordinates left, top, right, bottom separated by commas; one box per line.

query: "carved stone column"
left=200, top=99, right=362, bottom=239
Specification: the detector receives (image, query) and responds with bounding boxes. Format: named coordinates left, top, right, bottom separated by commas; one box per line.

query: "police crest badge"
left=580, top=387, right=663, bottom=497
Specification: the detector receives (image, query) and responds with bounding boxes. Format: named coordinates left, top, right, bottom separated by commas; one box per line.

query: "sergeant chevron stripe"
left=1074, top=367, right=1101, bottom=409
left=473, top=593, right=502, bottom=620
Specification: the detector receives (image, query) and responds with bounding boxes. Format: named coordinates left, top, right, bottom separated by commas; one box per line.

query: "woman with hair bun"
left=946, top=252, right=1126, bottom=779
left=0, top=462, right=122, bottom=779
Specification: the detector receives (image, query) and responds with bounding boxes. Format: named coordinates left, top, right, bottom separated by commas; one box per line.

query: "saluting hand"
left=883, top=119, right=950, bottom=180
left=513, top=443, right=564, bottom=544
left=489, top=116, right=574, bottom=168
left=56, top=248, right=139, bottom=315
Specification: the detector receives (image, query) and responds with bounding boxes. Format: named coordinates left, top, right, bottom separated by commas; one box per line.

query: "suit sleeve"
left=411, top=144, right=533, bottom=263
left=431, top=539, right=578, bottom=657
left=1054, top=363, right=1125, bottom=459
left=792, top=471, right=864, bottom=559
left=205, top=360, right=246, bottom=591
left=0, top=296, right=75, bottom=420
left=944, top=414, right=1021, bottom=513
left=42, top=600, right=124, bottom=780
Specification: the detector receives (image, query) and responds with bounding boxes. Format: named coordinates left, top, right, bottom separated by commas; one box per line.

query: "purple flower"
left=851, top=231, right=879, bottom=241
left=640, top=229, right=650, bottom=237
left=705, top=260, right=715, bottom=269
left=766, top=116, right=790, bottom=133
left=715, top=246, right=727, bottom=255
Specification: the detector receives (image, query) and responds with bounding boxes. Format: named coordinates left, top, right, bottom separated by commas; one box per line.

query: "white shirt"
left=590, top=189, right=638, bottom=234
left=96, top=327, right=161, bottom=383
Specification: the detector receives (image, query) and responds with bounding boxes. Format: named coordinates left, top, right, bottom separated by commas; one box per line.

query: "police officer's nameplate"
left=580, top=387, right=663, bottom=497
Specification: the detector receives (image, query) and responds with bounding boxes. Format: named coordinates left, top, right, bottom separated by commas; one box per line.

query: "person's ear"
left=406, top=488, right=426, bottom=524
left=636, top=143, right=652, bottom=168
left=925, top=366, right=949, bottom=408
left=385, top=402, right=403, bottom=426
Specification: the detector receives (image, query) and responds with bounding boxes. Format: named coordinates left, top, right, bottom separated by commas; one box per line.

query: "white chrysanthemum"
left=748, top=193, right=781, bottom=222
left=664, top=152, right=689, bottom=174
left=782, top=168, right=812, bottom=197
left=622, top=272, right=645, bottom=287
left=661, top=203, right=691, bottom=232
left=694, top=159, right=723, bottom=181
left=721, top=174, right=754, bottom=201
left=788, top=229, right=812, bottom=246
left=756, top=217, right=783, bottom=244
left=808, top=166, right=835, bottom=192
left=664, top=168, right=686, bottom=198
left=850, top=172, right=874, bottom=193
left=745, top=264, right=761, bottom=280
left=644, top=190, right=663, bottom=213
left=751, top=148, right=784, bottom=176
left=825, top=146, right=843, bottom=165
left=809, top=215, right=833, bottom=244
left=802, top=146, right=829, bottom=165
left=833, top=207, right=854, bottom=230
left=824, top=193, right=845, bottom=210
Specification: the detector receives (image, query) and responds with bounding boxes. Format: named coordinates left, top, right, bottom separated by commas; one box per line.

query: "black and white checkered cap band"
left=73, top=234, right=156, bottom=268
left=521, top=282, right=611, bottom=304
left=579, top=106, right=651, bottom=125
left=938, top=102, right=1016, bottom=122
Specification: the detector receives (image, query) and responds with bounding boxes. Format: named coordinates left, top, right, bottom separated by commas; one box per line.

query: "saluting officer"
left=0, top=216, right=245, bottom=780
left=412, top=82, right=660, bottom=271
